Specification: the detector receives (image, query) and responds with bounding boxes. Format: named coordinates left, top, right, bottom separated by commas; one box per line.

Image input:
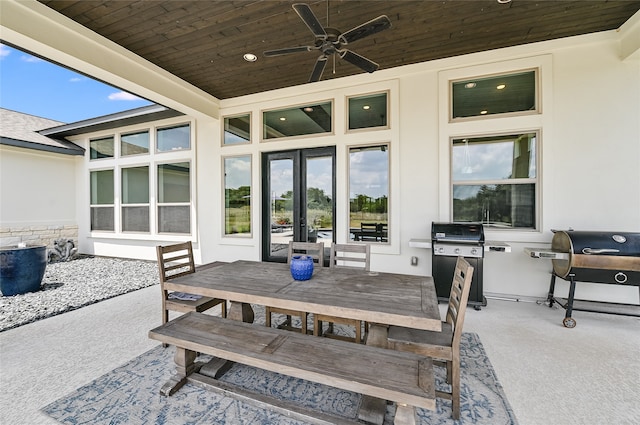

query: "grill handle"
left=581, top=248, right=620, bottom=255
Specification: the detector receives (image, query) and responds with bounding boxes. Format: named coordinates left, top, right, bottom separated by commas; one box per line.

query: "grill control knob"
left=454, top=248, right=460, bottom=254
left=471, top=248, right=478, bottom=255
left=437, top=247, right=445, bottom=253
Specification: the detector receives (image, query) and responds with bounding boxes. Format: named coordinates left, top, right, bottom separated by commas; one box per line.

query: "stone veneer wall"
left=0, top=225, right=78, bottom=249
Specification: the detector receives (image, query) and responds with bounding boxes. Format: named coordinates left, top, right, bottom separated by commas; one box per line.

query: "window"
left=451, top=132, right=538, bottom=229
left=157, top=124, right=190, bottom=152
left=348, top=92, right=388, bottom=130
left=121, top=166, right=149, bottom=232
left=89, top=136, right=114, bottom=160
left=121, top=131, right=149, bottom=156
left=90, top=169, right=114, bottom=231
left=157, top=162, right=191, bottom=234
left=451, top=70, right=537, bottom=119
left=223, top=155, right=251, bottom=235
left=223, top=114, right=251, bottom=145
left=263, top=101, right=332, bottom=140
left=349, top=145, right=389, bottom=242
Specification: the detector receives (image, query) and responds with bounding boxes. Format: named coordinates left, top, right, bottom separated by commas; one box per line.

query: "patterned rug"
left=42, top=330, right=518, bottom=425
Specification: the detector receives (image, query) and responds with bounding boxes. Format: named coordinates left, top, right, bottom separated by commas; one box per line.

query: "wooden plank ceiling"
left=39, top=0, right=640, bottom=100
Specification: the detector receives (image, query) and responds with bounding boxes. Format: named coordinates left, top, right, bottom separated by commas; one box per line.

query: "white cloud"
left=69, top=77, right=86, bottom=83
left=0, top=45, right=10, bottom=59
left=21, top=55, right=43, bottom=63
left=108, top=91, right=142, bottom=101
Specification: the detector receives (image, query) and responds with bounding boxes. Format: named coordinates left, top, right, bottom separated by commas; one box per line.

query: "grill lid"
left=551, top=230, right=640, bottom=278
left=431, top=222, right=484, bottom=244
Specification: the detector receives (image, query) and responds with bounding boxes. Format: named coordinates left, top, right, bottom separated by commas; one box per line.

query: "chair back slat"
left=330, top=243, right=371, bottom=271
left=156, top=241, right=196, bottom=283
left=287, top=241, right=325, bottom=265
left=445, top=257, right=474, bottom=347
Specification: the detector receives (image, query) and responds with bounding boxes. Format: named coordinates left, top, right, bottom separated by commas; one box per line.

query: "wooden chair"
left=314, top=243, right=370, bottom=343
left=265, top=241, right=324, bottom=334
left=157, top=242, right=227, bottom=328
left=387, top=256, right=474, bottom=419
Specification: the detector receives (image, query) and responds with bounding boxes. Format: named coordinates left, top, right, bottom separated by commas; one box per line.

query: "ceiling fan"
left=264, top=3, right=391, bottom=82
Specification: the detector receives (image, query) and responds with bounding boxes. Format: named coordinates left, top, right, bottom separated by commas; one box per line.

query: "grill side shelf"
left=524, top=247, right=570, bottom=260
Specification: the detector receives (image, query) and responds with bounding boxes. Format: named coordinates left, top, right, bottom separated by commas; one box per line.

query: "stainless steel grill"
left=431, top=222, right=486, bottom=309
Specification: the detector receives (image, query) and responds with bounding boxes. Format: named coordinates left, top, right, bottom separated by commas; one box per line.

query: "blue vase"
left=290, top=255, right=314, bottom=281
left=0, top=245, right=47, bottom=296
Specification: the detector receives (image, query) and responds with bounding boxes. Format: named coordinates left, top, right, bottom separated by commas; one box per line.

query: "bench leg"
left=394, top=404, right=417, bottom=425
left=160, top=347, right=197, bottom=396
left=228, top=301, right=255, bottom=323
left=358, top=323, right=390, bottom=424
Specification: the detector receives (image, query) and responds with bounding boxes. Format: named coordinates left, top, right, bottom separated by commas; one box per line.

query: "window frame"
left=346, top=90, right=390, bottom=133
left=449, top=130, right=540, bottom=230
left=222, top=113, right=252, bottom=146
left=449, top=68, right=540, bottom=123
left=261, top=99, right=334, bottom=142
left=222, top=154, right=252, bottom=237
left=89, top=168, right=115, bottom=232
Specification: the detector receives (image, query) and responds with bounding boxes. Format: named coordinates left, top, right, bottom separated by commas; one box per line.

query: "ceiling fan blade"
left=339, top=50, right=379, bottom=73
left=339, top=15, right=391, bottom=44
left=264, top=46, right=312, bottom=57
left=293, top=3, right=327, bottom=39
left=309, top=56, right=328, bottom=82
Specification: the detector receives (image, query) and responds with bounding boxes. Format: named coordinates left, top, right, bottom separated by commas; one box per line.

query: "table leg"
left=358, top=323, right=390, bottom=424
left=394, top=404, right=418, bottom=425
left=227, top=301, right=255, bottom=323
left=160, top=347, right=197, bottom=396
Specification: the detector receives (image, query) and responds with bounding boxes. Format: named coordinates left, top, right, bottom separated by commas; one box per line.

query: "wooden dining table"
left=166, top=259, right=442, bottom=332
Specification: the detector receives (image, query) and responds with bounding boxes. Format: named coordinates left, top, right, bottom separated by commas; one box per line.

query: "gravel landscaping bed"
left=0, top=256, right=158, bottom=332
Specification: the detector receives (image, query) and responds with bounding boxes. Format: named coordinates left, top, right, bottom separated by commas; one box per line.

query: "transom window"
left=263, top=101, right=332, bottom=140
left=348, top=92, right=388, bottom=130
left=451, top=132, right=538, bottom=229
left=451, top=70, right=537, bottom=119
left=223, top=114, right=251, bottom=145
left=89, top=136, right=114, bottom=160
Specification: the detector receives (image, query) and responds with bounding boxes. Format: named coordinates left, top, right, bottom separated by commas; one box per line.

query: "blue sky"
left=0, top=44, right=152, bottom=124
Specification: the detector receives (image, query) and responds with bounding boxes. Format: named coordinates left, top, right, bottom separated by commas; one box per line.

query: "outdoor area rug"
left=42, top=332, right=518, bottom=425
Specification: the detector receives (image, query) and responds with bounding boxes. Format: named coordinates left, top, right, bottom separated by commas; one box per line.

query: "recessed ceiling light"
left=464, top=82, right=476, bottom=89
left=363, top=105, right=371, bottom=110
left=279, top=117, right=286, bottom=121
left=480, top=110, right=488, bottom=115
left=243, top=53, right=257, bottom=62
left=496, top=84, right=506, bottom=90
left=303, top=107, right=314, bottom=112
left=497, top=0, right=512, bottom=4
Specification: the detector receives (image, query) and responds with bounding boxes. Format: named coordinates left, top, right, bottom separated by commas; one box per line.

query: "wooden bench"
left=149, top=312, right=435, bottom=425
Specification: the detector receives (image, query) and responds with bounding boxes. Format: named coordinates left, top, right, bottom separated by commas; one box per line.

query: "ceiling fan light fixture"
left=243, top=53, right=257, bottom=62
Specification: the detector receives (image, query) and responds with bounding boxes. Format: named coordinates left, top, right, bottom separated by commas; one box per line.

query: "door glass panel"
left=269, top=158, right=294, bottom=260
left=306, top=156, right=333, bottom=249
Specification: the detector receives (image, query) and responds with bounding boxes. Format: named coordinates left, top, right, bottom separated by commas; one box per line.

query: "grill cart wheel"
left=563, top=317, right=577, bottom=328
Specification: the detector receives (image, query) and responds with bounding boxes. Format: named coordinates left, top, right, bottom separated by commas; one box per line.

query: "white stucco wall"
left=0, top=145, right=79, bottom=246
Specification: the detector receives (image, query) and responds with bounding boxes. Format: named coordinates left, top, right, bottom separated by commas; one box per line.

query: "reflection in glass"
left=453, top=184, right=535, bottom=228
left=263, top=102, right=332, bottom=139
left=452, top=132, right=537, bottom=229
left=349, top=145, right=389, bottom=242
left=348, top=92, right=388, bottom=130
left=122, top=166, right=149, bottom=232
left=90, top=169, right=114, bottom=231
left=90, top=136, right=114, bottom=159
left=224, top=156, right=251, bottom=235
left=452, top=133, right=536, bottom=181
left=452, top=70, right=536, bottom=119
left=269, top=159, right=294, bottom=258
left=158, top=162, right=190, bottom=234
left=224, top=114, right=251, bottom=145
left=306, top=156, right=333, bottom=243
left=157, top=124, right=190, bottom=152
left=121, top=131, right=149, bottom=156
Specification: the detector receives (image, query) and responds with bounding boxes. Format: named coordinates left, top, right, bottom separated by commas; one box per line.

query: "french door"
left=262, top=147, right=335, bottom=263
